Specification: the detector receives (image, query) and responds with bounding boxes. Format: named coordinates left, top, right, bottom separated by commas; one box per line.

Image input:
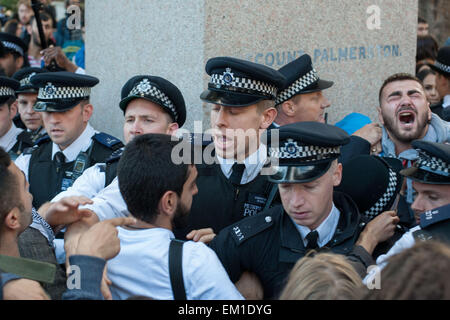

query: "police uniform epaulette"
left=105, top=147, right=124, bottom=164
left=92, top=132, right=124, bottom=150
left=419, top=203, right=450, bottom=229
left=230, top=211, right=275, bottom=246
left=35, top=134, right=51, bottom=146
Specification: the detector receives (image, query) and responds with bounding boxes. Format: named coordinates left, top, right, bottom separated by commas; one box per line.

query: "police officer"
left=374, top=140, right=450, bottom=270
left=272, top=54, right=382, bottom=161
left=15, top=71, right=123, bottom=209
left=0, top=76, right=34, bottom=161
left=47, top=75, right=186, bottom=222
left=11, top=67, right=48, bottom=142
left=0, top=33, right=28, bottom=77
left=429, top=46, right=450, bottom=121
left=209, top=122, right=387, bottom=299
left=173, top=56, right=285, bottom=239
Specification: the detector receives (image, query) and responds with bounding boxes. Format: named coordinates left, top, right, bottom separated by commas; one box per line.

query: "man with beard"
left=26, top=13, right=54, bottom=68
left=377, top=73, right=450, bottom=204
left=105, top=134, right=243, bottom=300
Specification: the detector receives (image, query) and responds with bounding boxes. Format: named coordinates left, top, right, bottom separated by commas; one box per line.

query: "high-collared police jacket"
left=174, top=161, right=278, bottom=239
left=25, top=133, right=123, bottom=208
left=209, top=191, right=372, bottom=299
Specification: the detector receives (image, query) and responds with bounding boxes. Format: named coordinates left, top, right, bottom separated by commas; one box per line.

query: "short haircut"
left=0, top=97, right=16, bottom=110
left=117, top=133, right=190, bottom=224
left=279, top=252, right=362, bottom=300
left=361, top=241, right=450, bottom=299
left=378, top=73, right=425, bottom=105
left=29, top=12, right=52, bottom=25
left=256, top=99, right=275, bottom=113
left=418, top=17, right=427, bottom=24
left=0, top=147, right=20, bottom=229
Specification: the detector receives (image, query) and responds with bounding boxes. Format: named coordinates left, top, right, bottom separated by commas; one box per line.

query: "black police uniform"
left=174, top=57, right=286, bottom=239
left=273, top=53, right=371, bottom=164
left=336, top=155, right=416, bottom=259
left=22, top=71, right=124, bottom=208
left=209, top=122, right=374, bottom=299
left=101, top=75, right=187, bottom=188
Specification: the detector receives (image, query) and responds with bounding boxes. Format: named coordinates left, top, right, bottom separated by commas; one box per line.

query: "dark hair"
left=0, top=147, right=20, bottom=228
left=416, top=35, right=439, bottom=62
left=417, top=68, right=436, bottom=82
left=3, top=19, right=21, bottom=36
left=361, top=241, right=450, bottom=299
left=117, top=134, right=190, bottom=224
left=378, top=73, right=424, bottom=104
left=418, top=17, right=427, bottom=24
left=29, top=11, right=52, bottom=25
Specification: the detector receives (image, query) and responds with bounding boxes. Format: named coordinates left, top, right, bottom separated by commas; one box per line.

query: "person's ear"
left=10, top=101, right=18, bottom=120
left=81, top=103, right=93, bottom=122
left=166, top=122, right=179, bottom=135
left=332, top=162, right=343, bottom=187
left=159, top=190, right=178, bottom=218
left=3, top=209, right=22, bottom=231
left=281, top=100, right=296, bottom=117
left=377, top=106, right=385, bottom=125
left=260, top=107, right=277, bottom=130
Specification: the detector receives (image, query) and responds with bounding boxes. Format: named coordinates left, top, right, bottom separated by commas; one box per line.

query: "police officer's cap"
left=119, top=75, right=186, bottom=127
left=275, top=54, right=333, bottom=106
left=428, top=46, right=450, bottom=77
left=400, top=141, right=450, bottom=185
left=200, top=56, right=286, bottom=107
left=0, top=76, right=20, bottom=105
left=265, top=122, right=349, bottom=183
left=12, top=67, right=48, bottom=94
left=0, top=32, right=27, bottom=58
left=31, top=71, right=99, bottom=112
left=336, top=155, right=404, bottom=220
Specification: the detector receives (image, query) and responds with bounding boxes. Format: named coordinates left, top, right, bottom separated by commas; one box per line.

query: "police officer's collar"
left=51, top=124, right=96, bottom=162
left=217, top=144, right=267, bottom=179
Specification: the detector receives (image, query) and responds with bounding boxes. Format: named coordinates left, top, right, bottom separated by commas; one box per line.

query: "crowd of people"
left=0, top=1, right=449, bottom=301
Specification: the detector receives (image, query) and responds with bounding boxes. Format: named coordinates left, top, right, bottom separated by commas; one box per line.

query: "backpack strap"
left=169, top=239, right=186, bottom=300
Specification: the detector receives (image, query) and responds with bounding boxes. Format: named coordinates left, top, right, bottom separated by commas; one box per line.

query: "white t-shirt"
left=107, top=227, right=244, bottom=300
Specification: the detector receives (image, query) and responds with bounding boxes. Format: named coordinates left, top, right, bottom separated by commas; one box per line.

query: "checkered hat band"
left=416, top=155, right=449, bottom=175
left=365, top=169, right=398, bottom=218
left=434, top=61, right=450, bottom=73
left=269, top=145, right=340, bottom=160
left=275, top=69, right=319, bottom=105
left=38, top=86, right=91, bottom=99
left=0, top=86, right=15, bottom=97
left=128, top=83, right=178, bottom=121
left=2, top=41, right=24, bottom=56
left=210, top=74, right=277, bottom=98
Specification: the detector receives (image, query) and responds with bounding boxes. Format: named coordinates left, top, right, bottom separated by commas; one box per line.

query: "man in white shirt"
left=105, top=133, right=243, bottom=300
